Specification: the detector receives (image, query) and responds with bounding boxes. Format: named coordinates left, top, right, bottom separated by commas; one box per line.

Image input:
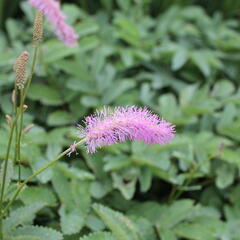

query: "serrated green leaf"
left=174, top=217, right=227, bottom=240
left=20, top=186, right=57, bottom=206
left=10, top=226, right=63, bottom=240
left=85, top=214, right=105, bottom=232
left=55, top=59, right=94, bottom=81
left=93, top=203, right=141, bottom=240
left=47, top=110, right=75, bottom=126
left=160, top=229, right=177, bottom=240
left=157, top=200, right=195, bottom=229
left=76, top=19, right=99, bottom=36
left=3, top=202, right=45, bottom=234
left=79, top=36, right=100, bottom=52
left=28, top=84, right=64, bottom=106
left=101, top=80, right=135, bottom=104
left=171, top=49, right=188, bottom=71
left=79, top=232, right=117, bottom=240
left=133, top=217, right=158, bottom=240
left=43, top=40, right=79, bottom=63
left=212, top=80, right=235, bottom=97
left=31, top=156, right=53, bottom=184
left=191, top=51, right=211, bottom=77
left=215, top=162, right=235, bottom=189
left=52, top=166, right=91, bottom=234
left=56, top=163, right=95, bottom=181
left=59, top=205, right=86, bottom=235
left=139, top=167, right=152, bottom=193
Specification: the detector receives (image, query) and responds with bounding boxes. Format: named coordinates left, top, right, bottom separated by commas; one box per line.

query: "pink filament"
left=78, top=106, right=176, bottom=153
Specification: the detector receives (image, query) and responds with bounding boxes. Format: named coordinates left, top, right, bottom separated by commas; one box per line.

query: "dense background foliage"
left=1, top=0, right=240, bottom=239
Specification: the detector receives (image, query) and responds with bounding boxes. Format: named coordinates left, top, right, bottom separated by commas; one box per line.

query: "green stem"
left=0, top=120, right=16, bottom=207
left=16, top=89, right=24, bottom=183
left=13, top=112, right=18, bottom=164
left=0, top=117, right=17, bottom=240
left=3, top=139, right=85, bottom=214
left=15, top=44, right=39, bottom=183
left=23, top=45, right=39, bottom=102
left=13, top=88, right=19, bottom=167
left=170, top=167, right=198, bottom=201
left=13, top=85, right=19, bottom=166
left=0, top=0, right=4, bottom=29
left=0, top=215, right=2, bottom=240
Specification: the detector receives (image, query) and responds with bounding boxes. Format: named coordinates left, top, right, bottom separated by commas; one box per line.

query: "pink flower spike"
left=28, top=0, right=79, bottom=46
left=67, top=141, right=79, bottom=157
left=77, top=106, right=176, bottom=153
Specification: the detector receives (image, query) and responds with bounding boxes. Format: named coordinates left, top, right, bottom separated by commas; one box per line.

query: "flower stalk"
left=3, top=139, right=85, bottom=215
left=0, top=11, right=42, bottom=238
left=0, top=116, right=18, bottom=240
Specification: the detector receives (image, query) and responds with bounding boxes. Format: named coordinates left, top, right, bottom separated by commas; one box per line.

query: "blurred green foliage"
left=1, top=0, right=240, bottom=239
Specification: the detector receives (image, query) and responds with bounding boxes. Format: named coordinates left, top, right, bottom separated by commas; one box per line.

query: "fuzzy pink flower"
left=29, top=0, right=79, bottom=46
left=77, top=106, right=176, bottom=153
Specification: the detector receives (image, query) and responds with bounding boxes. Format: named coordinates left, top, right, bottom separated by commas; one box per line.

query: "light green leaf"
left=20, top=186, right=57, bottom=206
left=139, top=167, right=152, bottom=193
left=59, top=205, right=86, bottom=235
left=0, top=159, right=13, bottom=195
left=157, top=200, right=195, bottom=229
left=215, top=163, right=235, bottom=189
left=55, top=60, right=94, bottom=81
left=47, top=111, right=75, bottom=126
left=160, top=229, right=177, bottom=240
left=28, top=84, right=64, bottom=106
left=43, top=40, right=79, bottom=63
left=102, top=80, right=136, bottom=104
left=171, top=49, right=188, bottom=71
left=212, top=80, right=235, bottom=97
left=52, top=166, right=91, bottom=234
left=112, top=172, right=137, bottom=200
left=80, top=232, right=117, bottom=240
left=76, top=19, right=99, bottom=36
left=79, top=36, right=100, bottom=52
left=3, top=202, right=45, bottom=234
left=81, top=96, right=99, bottom=107
left=10, top=226, right=63, bottom=240
left=174, top=217, right=226, bottom=240
left=93, top=203, right=141, bottom=240
left=191, top=51, right=211, bottom=77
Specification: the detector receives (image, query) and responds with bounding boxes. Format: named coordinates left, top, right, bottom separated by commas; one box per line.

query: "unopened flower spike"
left=73, top=106, right=176, bottom=153
left=13, top=51, right=30, bottom=89
left=33, top=11, right=43, bottom=42
left=29, top=0, right=79, bottom=46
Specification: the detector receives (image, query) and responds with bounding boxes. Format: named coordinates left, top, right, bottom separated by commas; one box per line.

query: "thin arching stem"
left=3, top=139, right=85, bottom=215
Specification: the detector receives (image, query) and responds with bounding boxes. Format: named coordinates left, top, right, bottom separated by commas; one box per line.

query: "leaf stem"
left=3, top=139, right=85, bottom=215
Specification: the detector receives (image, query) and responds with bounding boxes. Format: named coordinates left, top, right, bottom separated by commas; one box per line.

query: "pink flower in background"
left=77, top=106, right=176, bottom=153
left=29, top=0, right=79, bottom=46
